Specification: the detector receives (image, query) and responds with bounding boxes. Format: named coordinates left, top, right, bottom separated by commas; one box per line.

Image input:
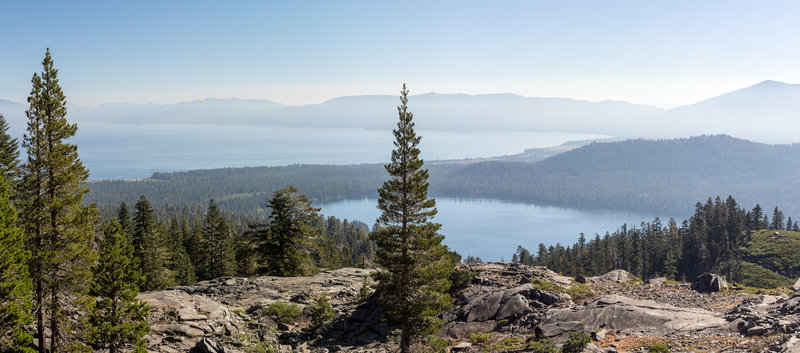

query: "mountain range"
left=1, top=80, right=799, bottom=143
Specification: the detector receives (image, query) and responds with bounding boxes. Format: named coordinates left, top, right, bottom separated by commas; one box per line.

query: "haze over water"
left=74, top=125, right=606, bottom=180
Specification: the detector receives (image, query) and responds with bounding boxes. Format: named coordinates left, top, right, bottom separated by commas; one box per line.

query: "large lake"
left=319, top=197, right=684, bottom=261
left=69, top=124, right=607, bottom=179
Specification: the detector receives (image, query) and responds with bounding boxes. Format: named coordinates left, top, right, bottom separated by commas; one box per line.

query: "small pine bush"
left=562, top=331, right=591, bottom=353
left=263, top=301, right=301, bottom=324
left=649, top=342, right=670, bottom=353
left=309, top=295, right=334, bottom=329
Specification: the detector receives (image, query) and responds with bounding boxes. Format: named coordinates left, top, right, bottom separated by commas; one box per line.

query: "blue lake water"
left=68, top=123, right=607, bottom=179
left=318, top=197, right=685, bottom=261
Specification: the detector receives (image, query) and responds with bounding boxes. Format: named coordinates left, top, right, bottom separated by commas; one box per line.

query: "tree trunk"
left=400, top=325, right=411, bottom=353
left=36, top=278, right=45, bottom=353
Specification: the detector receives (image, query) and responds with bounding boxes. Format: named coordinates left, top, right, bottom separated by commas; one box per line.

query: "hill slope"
left=440, top=135, right=800, bottom=215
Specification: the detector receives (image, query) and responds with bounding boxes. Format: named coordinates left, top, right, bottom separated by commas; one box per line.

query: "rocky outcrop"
left=692, top=273, right=729, bottom=293
left=140, top=268, right=376, bottom=353
left=542, top=295, right=729, bottom=337
left=137, top=262, right=800, bottom=353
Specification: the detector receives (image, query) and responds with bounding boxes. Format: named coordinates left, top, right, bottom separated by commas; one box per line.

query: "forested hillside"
left=86, top=135, right=800, bottom=218
left=441, top=135, right=800, bottom=215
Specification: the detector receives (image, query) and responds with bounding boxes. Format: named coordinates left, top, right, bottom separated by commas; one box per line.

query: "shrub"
left=425, top=336, right=451, bottom=353
left=526, top=336, right=558, bottom=353
left=468, top=332, right=491, bottom=344
left=263, top=301, right=301, bottom=324
left=649, top=342, right=670, bottom=353
left=561, top=331, right=591, bottom=353
left=309, top=295, right=334, bottom=329
left=358, top=276, right=371, bottom=301
left=489, top=337, right=525, bottom=351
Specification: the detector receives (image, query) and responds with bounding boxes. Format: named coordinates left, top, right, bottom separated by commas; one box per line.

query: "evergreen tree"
left=167, top=219, right=195, bottom=285
left=200, top=199, right=236, bottom=279
left=132, top=196, right=171, bottom=291
left=18, top=48, right=97, bottom=353
left=772, top=207, right=784, bottom=230
left=185, top=220, right=205, bottom=274
left=86, top=221, right=150, bottom=353
left=370, top=85, right=455, bottom=352
left=251, top=186, right=321, bottom=276
left=0, top=177, right=33, bottom=353
left=0, top=114, right=20, bottom=182
left=117, top=202, right=133, bottom=241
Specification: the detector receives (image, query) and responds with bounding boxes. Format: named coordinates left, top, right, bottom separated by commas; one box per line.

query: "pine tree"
left=0, top=176, right=34, bottom=353
left=132, top=196, right=171, bottom=291
left=18, top=48, right=97, bottom=353
left=117, top=202, right=133, bottom=242
left=251, top=186, right=321, bottom=276
left=185, top=220, right=205, bottom=276
left=0, top=114, right=20, bottom=182
left=771, top=207, right=784, bottom=230
left=200, top=199, right=236, bottom=279
left=86, top=221, right=150, bottom=353
left=167, top=219, right=195, bottom=285
left=370, top=85, right=455, bottom=352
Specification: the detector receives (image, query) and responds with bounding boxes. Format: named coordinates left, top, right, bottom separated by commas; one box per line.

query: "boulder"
left=692, top=273, right=728, bottom=293
left=793, top=278, right=800, bottom=292
left=588, top=269, right=637, bottom=283
left=451, top=342, right=472, bottom=352
left=495, top=294, right=533, bottom=320
left=647, top=277, right=667, bottom=285
left=194, top=338, right=224, bottom=353
left=466, top=291, right=503, bottom=322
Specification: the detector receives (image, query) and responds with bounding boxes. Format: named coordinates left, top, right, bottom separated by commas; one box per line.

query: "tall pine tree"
left=370, top=85, right=455, bottom=352
left=86, top=221, right=150, bottom=353
left=132, top=196, right=171, bottom=291
left=117, top=202, right=133, bottom=242
left=0, top=176, right=33, bottom=353
left=200, top=199, right=236, bottom=279
left=18, top=48, right=97, bottom=353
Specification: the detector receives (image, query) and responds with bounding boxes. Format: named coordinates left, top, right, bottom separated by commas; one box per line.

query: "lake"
left=70, top=123, right=607, bottom=179
left=319, top=197, right=684, bottom=261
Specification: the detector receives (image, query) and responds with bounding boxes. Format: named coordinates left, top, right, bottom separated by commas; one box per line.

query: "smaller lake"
left=319, top=197, right=684, bottom=261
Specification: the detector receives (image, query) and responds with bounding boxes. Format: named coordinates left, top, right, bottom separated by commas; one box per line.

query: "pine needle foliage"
left=0, top=114, right=20, bottom=182
left=370, top=84, right=455, bottom=352
left=18, top=48, right=97, bottom=353
left=0, top=177, right=34, bottom=353
left=252, top=186, right=321, bottom=276
left=86, top=221, right=150, bottom=353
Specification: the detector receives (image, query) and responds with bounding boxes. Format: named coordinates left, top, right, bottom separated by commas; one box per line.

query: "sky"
left=2, top=1, right=800, bottom=108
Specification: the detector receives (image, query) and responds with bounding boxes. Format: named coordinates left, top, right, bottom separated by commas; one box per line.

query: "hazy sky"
left=2, top=1, right=799, bottom=108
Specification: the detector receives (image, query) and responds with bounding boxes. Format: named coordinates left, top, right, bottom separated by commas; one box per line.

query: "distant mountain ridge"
left=1, top=80, right=799, bottom=143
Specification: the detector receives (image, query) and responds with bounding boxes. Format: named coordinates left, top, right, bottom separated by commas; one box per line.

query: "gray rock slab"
left=543, top=295, right=730, bottom=336
left=439, top=321, right=497, bottom=339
